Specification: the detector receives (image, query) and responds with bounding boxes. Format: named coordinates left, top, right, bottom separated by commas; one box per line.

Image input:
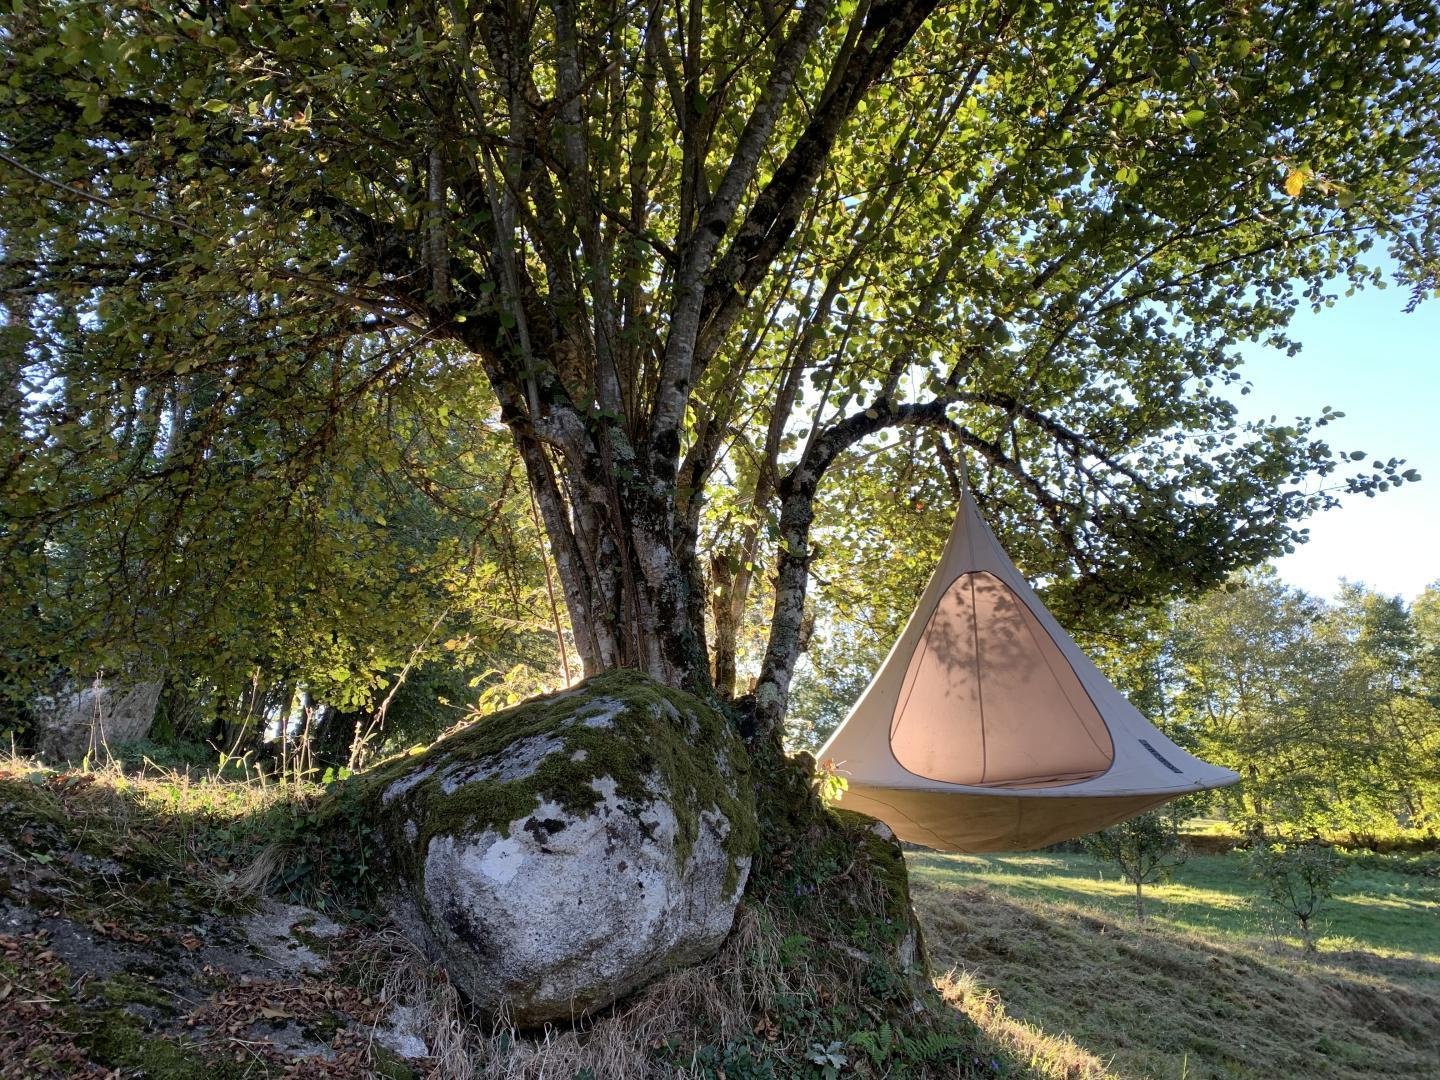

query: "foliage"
left=1343, top=848, right=1440, bottom=878
left=1171, top=573, right=1440, bottom=840
left=809, top=754, right=849, bottom=805
left=1, top=0, right=1436, bottom=732
left=1246, top=840, right=1349, bottom=952
left=106, top=736, right=220, bottom=772
left=803, top=1040, right=848, bottom=1078
left=785, top=633, right=886, bottom=751
left=0, top=323, right=553, bottom=720
left=1082, top=810, right=1188, bottom=921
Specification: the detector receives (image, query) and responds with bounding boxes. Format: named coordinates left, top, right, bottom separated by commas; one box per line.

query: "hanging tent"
left=819, top=490, right=1238, bottom=853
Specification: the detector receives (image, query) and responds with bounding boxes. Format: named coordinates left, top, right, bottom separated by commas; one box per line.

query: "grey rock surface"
left=372, top=671, right=757, bottom=1025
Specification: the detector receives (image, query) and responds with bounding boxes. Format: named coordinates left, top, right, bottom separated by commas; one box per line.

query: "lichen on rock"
left=361, top=670, right=758, bottom=1025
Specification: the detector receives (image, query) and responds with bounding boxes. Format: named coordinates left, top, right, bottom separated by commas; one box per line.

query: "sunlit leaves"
left=1, top=0, right=1438, bottom=702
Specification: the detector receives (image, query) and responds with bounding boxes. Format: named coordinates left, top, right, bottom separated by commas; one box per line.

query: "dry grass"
left=5, top=750, right=988, bottom=1076
left=914, top=879, right=1440, bottom=1079
left=349, top=903, right=875, bottom=1079
left=0, top=748, right=313, bottom=906
left=936, top=968, right=1111, bottom=1080
left=0, top=748, right=301, bottom=821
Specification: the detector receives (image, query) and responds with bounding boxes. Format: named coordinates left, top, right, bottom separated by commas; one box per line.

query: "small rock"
left=245, top=900, right=341, bottom=975
left=375, top=1002, right=430, bottom=1061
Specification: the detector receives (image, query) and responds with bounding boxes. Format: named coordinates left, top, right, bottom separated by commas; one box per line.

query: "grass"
left=7, top=747, right=1438, bottom=1078
left=907, top=849, right=1440, bottom=965
left=910, top=848, right=1440, bottom=1079
left=0, top=750, right=993, bottom=1077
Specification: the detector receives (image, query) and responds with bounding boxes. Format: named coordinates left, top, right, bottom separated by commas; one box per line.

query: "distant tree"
left=1170, top=573, right=1440, bottom=840
left=1325, top=583, right=1440, bottom=840
left=1391, top=583, right=1440, bottom=831
left=1246, top=840, right=1347, bottom=952
left=1084, top=809, right=1188, bottom=922
left=1172, top=574, right=1370, bottom=833
left=785, top=632, right=884, bottom=751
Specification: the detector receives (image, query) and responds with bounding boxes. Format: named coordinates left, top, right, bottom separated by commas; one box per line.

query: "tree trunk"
left=507, top=417, right=713, bottom=696
left=710, top=551, right=739, bottom=696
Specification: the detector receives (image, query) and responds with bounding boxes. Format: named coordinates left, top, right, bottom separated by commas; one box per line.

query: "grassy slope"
left=0, top=752, right=991, bottom=1078
left=909, top=851, right=1440, bottom=963
left=6, top=747, right=1439, bottom=1079
left=910, top=850, right=1440, bottom=1079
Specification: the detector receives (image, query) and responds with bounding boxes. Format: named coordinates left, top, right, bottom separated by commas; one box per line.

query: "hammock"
left=818, top=488, right=1238, bottom=853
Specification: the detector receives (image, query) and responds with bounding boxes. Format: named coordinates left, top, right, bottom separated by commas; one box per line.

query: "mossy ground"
left=0, top=757, right=414, bottom=1077
left=0, top=676, right=999, bottom=1077
left=5, top=705, right=1439, bottom=1078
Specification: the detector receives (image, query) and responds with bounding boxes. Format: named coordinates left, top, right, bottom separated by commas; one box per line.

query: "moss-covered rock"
left=366, top=670, right=758, bottom=1025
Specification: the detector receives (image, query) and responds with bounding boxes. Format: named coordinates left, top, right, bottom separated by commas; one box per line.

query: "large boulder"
left=35, top=679, right=162, bottom=762
left=367, top=670, right=758, bottom=1025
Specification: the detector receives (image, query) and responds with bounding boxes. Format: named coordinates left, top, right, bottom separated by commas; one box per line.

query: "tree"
left=3, top=1, right=1438, bottom=769
left=1246, top=839, right=1347, bottom=952
left=1324, top=582, right=1440, bottom=839
left=1409, top=583, right=1440, bottom=828
left=1169, top=573, right=1440, bottom=840
left=0, top=322, right=561, bottom=753
left=1083, top=809, right=1187, bottom=922
left=1171, top=573, right=1354, bottom=830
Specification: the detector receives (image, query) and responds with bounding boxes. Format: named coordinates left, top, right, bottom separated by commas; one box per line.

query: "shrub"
left=1083, top=809, right=1188, bottom=921
left=1246, top=840, right=1347, bottom=952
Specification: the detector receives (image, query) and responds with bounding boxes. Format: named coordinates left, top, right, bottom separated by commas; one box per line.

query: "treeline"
left=1158, top=575, right=1440, bottom=843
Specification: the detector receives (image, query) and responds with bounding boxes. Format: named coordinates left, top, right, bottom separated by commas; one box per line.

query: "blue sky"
left=1234, top=280, right=1439, bottom=602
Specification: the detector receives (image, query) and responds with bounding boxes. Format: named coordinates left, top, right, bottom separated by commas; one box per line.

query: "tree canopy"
left=3, top=0, right=1438, bottom=742
left=1173, top=575, right=1440, bottom=839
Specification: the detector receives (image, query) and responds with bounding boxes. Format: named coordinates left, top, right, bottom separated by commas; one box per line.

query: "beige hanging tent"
left=819, top=490, right=1238, bottom=853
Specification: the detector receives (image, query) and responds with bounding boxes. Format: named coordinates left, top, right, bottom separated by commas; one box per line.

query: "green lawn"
left=909, top=847, right=1440, bottom=1078
left=907, top=848, right=1440, bottom=967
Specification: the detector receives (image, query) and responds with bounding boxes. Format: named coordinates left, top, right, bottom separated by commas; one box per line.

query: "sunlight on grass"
left=908, top=849, right=1440, bottom=968
left=936, top=968, right=1114, bottom=1079
left=913, top=858, right=1440, bottom=1080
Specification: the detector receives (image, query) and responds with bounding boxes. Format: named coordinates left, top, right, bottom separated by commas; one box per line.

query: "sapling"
left=1246, top=840, right=1347, bottom=952
left=1084, top=809, right=1188, bottom=922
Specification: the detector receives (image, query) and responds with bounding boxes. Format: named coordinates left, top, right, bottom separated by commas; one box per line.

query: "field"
left=909, top=849, right=1440, bottom=1079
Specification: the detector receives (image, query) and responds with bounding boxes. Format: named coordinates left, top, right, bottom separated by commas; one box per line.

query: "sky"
left=1232, top=279, right=1439, bottom=603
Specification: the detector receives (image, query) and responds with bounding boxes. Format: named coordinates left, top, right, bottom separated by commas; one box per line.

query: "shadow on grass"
left=914, top=877, right=1440, bottom=1080
left=908, top=850, right=1440, bottom=964
left=2, top=759, right=1044, bottom=1078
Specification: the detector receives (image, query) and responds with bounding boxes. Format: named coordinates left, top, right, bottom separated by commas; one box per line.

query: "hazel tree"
left=2, top=0, right=1437, bottom=748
